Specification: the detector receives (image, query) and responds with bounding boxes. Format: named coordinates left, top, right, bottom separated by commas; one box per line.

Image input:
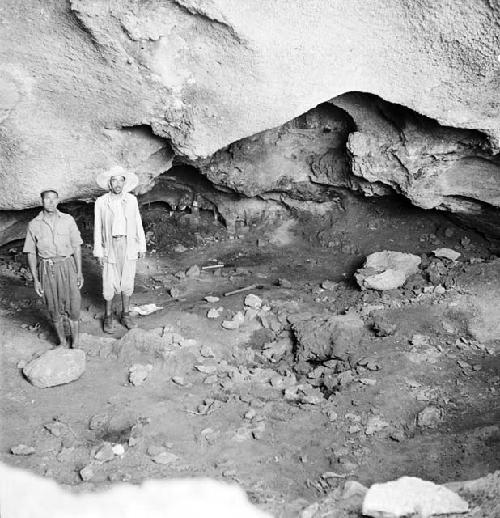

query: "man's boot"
left=103, top=313, right=115, bottom=334
left=54, top=319, right=67, bottom=347
left=69, top=320, right=79, bottom=348
left=121, top=311, right=138, bottom=330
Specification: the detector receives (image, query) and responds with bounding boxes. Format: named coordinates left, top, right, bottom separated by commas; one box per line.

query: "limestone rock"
left=362, top=476, right=468, bottom=518
left=11, top=444, right=35, bottom=456
left=416, top=406, right=443, bottom=429
left=129, top=363, right=153, bottom=386
left=433, top=248, right=461, bottom=262
left=355, top=251, right=421, bottom=291
left=2, top=1, right=500, bottom=214
left=244, top=294, right=262, bottom=309
left=23, top=349, right=86, bottom=388
left=293, top=314, right=364, bottom=362
left=185, top=265, right=201, bottom=278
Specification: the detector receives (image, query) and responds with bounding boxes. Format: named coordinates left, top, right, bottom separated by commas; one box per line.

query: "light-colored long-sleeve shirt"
left=23, top=210, right=83, bottom=258
left=93, top=192, right=146, bottom=263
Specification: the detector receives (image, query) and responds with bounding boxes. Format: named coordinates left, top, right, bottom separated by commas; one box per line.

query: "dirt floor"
left=1, top=194, right=499, bottom=517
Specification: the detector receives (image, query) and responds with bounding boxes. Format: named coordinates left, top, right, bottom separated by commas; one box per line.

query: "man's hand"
left=34, top=279, right=44, bottom=298
left=77, top=273, right=84, bottom=289
left=97, top=257, right=104, bottom=267
left=138, top=252, right=146, bottom=259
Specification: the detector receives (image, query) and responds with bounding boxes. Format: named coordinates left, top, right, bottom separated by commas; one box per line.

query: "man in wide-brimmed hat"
left=23, top=189, right=84, bottom=347
left=94, top=165, right=146, bottom=333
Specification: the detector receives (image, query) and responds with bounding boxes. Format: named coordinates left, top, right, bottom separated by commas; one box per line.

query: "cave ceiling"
left=0, top=0, right=499, bottom=210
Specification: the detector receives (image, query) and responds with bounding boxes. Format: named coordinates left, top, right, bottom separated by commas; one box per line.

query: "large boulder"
left=362, top=477, right=468, bottom=518
left=23, top=349, right=86, bottom=388
left=355, top=251, right=421, bottom=291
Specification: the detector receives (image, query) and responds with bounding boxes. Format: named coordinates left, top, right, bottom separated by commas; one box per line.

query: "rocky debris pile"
left=355, top=251, right=421, bottom=291
left=292, top=313, right=364, bottom=365
left=23, top=349, right=86, bottom=388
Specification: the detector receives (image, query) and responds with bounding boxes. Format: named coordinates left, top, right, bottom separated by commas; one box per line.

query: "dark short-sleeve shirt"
left=23, top=210, right=83, bottom=258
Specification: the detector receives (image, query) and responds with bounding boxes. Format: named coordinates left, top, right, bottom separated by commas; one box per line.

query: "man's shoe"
left=121, top=312, right=138, bottom=330
left=103, top=315, right=115, bottom=334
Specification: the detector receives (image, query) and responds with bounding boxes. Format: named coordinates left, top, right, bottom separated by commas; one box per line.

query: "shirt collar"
left=35, top=209, right=62, bottom=220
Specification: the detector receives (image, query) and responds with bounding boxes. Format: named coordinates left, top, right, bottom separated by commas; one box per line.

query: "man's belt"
left=39, top=256, right=70, bottom=265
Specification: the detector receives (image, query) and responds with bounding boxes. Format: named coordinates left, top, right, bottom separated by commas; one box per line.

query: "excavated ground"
left=1, top=195, right=499, bottom=517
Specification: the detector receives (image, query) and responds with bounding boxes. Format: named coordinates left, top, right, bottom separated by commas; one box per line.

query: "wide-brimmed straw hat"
left=96, top=165, right=139, bottom=192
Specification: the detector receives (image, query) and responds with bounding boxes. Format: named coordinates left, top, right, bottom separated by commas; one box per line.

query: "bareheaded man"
left=93, top=166, right=146, bottom=333
left=23, top=189, right=84, bottom=347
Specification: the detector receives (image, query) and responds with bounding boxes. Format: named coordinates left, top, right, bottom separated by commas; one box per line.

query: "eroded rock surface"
left=1, top=0, right=500, bottom=210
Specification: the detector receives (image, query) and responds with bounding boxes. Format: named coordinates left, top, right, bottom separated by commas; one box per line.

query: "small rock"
left=200, top=345, right=215, bottom=358
left=94, top=442, right=115, bottom=462
left=416, top=406, right=442, bottom=428
left=79, top=464, right=95, bottom=481
left=321, top=280, right=338, bottom=291
left=244, top=294, right=262, bottom=309
left=278, top=278, right=292, bottom=289
left=222, top=311, right=245, bottom=329
left=365, top=415, right=389, bottom=435
left=44, top=421, right=68, bottom=437
left=362, top=476, right=469, bottom=518
left=372, top=313, right=397, bottom=337
left=111, top=444, right=125, bottom=456
left=151, top=451, right=179, bottom=465
left=433, top=248, right=460, bottom=261
left=411, top=334, right=430, bottom=347
left=185, top=264, right=201, bottom=278
left=174, top=244, right=187, bottom=253
left=23, top=349, right=86, bottom=388
left=89, top=414, right=109, bottom=430
left=147, top=445, right=166, bottom=457
left=204, top=296, right=219, bottom=303
left=244, top=408, right=257, bottom=420
left=359, top=378, right=377, bottom=386
left=169, top=287, right=181, bottom=299
left=390, top=430, right=406, bottom=442
left=204, top=374, right=218, bottom=384
left=207, top=307, right=222, bottom=319
left=195, top=364, right=217, bottom=374
left=129, top=363, right=152, bottom=386
left=11, top=444, right=35, bottom=456
left=434, top=285, right=446, bottom=295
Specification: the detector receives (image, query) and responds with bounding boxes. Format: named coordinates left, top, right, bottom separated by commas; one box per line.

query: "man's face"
left=109, top=176, right=125, bottom=194
left=42, top=192, right=58, bottom=213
